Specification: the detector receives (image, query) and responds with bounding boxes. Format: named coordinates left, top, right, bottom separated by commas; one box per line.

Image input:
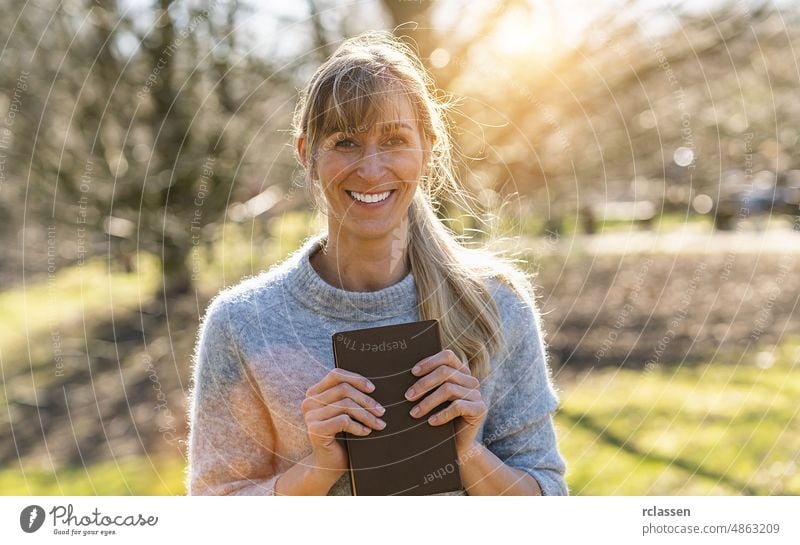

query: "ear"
left=296, top=133, right=308, bottom=169
left=296, top=133, right=319, bottom=180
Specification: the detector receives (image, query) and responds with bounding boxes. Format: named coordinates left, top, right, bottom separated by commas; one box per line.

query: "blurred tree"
left=377, top=0, right=798, bottom=227
left=2, top=0, right=798, bottom=294
left=1, top=0, right=300, bottom=298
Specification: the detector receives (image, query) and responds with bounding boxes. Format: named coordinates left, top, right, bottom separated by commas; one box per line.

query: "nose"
left=356, top=145, right=386, bottom=182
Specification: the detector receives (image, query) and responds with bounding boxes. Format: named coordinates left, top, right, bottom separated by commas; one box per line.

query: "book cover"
left=331, top=319, right=464, bottom=496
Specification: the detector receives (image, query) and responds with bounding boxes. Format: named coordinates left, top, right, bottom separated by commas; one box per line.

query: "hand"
left=302, top=369, right=387, bottom=474
left=405, top=349, right=487, bottom=458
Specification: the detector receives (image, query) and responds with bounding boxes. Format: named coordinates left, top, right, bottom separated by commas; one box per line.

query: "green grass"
left=653, top=211, right=714, bottom=232
left=2, top=342, right=796, bottom=495
left=504, top=210, right=714, bottom=238
left=2, top=213, right=798, bottom=495
left=557, top=339, right=800, bottom=495
left=0, top=253, right=161, bottom=371
left=0, top=457, right=186, bottom=495
left=190, top=211, right=326, bottom=296
left=0, top=214, right=321, bottom=496
left=0, top=213, right=320, bottom=371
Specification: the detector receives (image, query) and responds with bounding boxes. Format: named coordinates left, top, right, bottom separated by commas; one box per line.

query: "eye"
left=334, top=137, right=357, bottom=149
left=385, top=136, right=407, bottom=146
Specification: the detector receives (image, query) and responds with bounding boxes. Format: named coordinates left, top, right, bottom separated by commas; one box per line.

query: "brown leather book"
left=331, top=319, right=463, bottom=496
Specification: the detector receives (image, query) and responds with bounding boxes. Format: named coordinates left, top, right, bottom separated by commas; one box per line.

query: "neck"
left=310, top=225, right=411, bottom=292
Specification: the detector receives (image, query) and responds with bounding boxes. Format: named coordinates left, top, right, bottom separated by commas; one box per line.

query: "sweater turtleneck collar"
left=284, top=232, right=418, bottom=321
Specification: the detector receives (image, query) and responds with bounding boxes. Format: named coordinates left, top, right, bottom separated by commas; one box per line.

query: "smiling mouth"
left=346, top=189, right=395, bottom=204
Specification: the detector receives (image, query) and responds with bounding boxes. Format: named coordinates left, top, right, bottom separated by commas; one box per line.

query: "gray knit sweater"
left=186, top=232, right=568, bottom=496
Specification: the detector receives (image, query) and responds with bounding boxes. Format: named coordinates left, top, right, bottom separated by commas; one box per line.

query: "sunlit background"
left=1, top=0, right=798, bottom=495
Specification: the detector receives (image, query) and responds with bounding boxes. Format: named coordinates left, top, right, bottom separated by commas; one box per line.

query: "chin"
left=342, top=223, right=397, bottom=241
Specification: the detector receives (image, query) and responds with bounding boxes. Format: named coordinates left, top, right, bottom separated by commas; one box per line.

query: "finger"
left=427, top=399, right=487, bottom=426
left=309, top=414, right=373, bottom=438
left=307, top=398, right=387, bottom=431
left=409, top=382, right=480, bottom=419
left=405, top=364, right=479, bottom=402
left=411, top=349, right=468, bottom=377
left=303, top=382, right=385, bottom=416
left=306, top=368, right=375, bottom=397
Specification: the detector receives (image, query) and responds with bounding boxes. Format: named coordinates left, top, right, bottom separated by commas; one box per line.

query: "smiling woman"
left=186, top=30, right=568, bottom=496
left=297, top=93, right=424, bottom=248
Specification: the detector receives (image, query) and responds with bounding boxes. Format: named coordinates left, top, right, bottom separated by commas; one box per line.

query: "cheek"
left=391, top=150, right=426, bottom=180
left=316, top=154, right=353, bottom=188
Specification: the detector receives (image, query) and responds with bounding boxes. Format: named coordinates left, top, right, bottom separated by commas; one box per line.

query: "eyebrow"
left=378, top=122, right=413, bottom=132
left=330, top=122, right=414, bottom=139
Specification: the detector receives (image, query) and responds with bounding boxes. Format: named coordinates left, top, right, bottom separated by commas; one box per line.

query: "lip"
left=346, top=189, right=396, bottom=207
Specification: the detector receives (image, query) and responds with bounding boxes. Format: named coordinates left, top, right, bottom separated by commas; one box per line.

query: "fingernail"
left=410, top=406, right=420, bottom=417
left=366, top=381, right=375, bottom=391
left=405, top=388, right=415, bottom=399
left=376, top=419, right=386, bottom=429
left=375, top=404, right=385, bottom=415
left=411, top=365, right=421, bottom=375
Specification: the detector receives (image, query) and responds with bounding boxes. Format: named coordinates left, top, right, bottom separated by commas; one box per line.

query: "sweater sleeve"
left=186, top=296, right=283, bottom=496
left=481, top=288, right=569, bottom=496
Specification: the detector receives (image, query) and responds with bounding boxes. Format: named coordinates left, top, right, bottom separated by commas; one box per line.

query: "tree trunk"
left=159, top=238, right=192, bottom=297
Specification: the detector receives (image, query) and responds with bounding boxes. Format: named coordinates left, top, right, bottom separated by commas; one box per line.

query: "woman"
left=186, top=30, right=568, bottom=496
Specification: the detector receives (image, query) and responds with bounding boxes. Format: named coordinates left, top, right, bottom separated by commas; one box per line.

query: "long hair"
left=292, top=30, right=538, bottom=380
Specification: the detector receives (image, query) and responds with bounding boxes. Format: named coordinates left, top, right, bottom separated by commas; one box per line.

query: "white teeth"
left=348, top=190, right=391, bottom=203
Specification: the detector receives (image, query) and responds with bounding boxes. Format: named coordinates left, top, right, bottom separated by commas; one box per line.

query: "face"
left=299, top=93, right=429, bottom=243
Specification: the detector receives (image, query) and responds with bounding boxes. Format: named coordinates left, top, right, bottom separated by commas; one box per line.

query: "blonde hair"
left=292, top=30, right=538, bottom=380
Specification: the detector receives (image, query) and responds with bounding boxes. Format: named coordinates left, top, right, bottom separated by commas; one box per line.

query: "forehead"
left=361, top=95, right=417, bottom=133
left=319, top=80, right=421, bottom=137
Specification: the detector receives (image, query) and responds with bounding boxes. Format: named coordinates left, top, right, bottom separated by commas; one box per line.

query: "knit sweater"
left=186, top=232, right=569, bottom=496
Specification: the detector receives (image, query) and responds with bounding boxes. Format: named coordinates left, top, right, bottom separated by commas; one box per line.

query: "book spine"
left=332, top=337, right=359, bottom=496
